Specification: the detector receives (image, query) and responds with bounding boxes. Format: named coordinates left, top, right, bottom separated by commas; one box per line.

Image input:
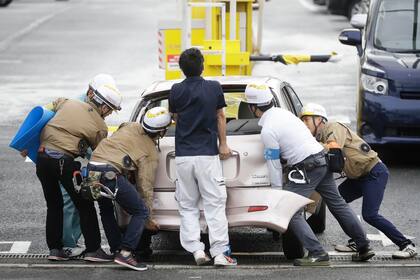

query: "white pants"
left=175, top=155, right=229, bottom=257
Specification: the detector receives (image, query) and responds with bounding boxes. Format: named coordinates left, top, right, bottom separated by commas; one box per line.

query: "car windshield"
left=374, top=0, right=420, bottom=53
left=145, top=90, right=269, bottom=136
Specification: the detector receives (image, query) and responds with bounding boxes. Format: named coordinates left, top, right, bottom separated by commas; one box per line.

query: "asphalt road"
left=2, top=266, right=420, bottom=280
left=1, top=0, right=420, bottom=279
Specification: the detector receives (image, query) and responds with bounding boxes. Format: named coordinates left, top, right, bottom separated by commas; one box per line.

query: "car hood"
left=365, top=49, right=420, bottom=87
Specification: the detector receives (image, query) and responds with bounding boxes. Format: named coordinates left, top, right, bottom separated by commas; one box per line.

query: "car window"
left=281, top=85, right=302, bottom=116
left=287, top=86, right=303, bottom=115
left=373, top=0, right=420, bottom=52
left=139, top=86, right=281, bottom=136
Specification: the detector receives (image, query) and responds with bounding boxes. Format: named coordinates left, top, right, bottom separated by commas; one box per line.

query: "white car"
left=124, top=76, right=326, bottom=259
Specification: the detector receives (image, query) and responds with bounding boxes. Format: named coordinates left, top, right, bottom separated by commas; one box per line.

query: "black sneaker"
left=293, top=253, right=330, bottom=266
left=114, top=252, right=148, bottom=271
left=352, top=246, right=375, bottom=262
left=84, top=248, right=114, bottom=262
left=48, top=249, right=70, bottom=261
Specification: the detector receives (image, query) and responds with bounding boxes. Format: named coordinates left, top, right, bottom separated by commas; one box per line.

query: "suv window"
left=141, top=87, right=280, bottom=136
left=374, top=0, right=420, bottom=52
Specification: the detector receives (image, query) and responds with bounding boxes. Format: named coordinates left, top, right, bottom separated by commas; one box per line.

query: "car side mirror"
left=350, top=14, right=367, bottom=29
left=339, top=29, right=363, bottom=56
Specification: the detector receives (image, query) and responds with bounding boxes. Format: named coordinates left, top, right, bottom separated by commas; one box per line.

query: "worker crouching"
left=87, top=107, right=171, bottom=271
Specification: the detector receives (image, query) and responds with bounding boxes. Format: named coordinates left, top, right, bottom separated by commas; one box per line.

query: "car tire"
left=0, top=0, right=12, bottom=7
left=282, top=229, right=304, bottom=260
left=306, top=199, right=326, bottom=234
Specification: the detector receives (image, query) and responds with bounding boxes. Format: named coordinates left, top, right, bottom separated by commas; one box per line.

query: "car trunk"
left=154, top=132, right=270, bottom=191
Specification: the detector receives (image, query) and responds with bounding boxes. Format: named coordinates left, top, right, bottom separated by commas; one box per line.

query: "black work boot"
left=293, top=252, right=330, bottom=266
left=352, top=245, right=375, bottom=262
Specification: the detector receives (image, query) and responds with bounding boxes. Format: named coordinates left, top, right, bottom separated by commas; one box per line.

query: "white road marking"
left=357, top=215, right=417, bottom=247
left=0, top=60, right=22, bottom=64
left=0, top=6, right=71, bottom=52
left=0, top=241, right=31, bottom=254
left=367, top=231, right=416, bottom=247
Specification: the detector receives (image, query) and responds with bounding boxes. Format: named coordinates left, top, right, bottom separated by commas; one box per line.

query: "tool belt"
left=79, top=164, right=119, bottom=201
left=291, top=151, right=327, bottom=172
left=286, top=151, right=327, bottom=184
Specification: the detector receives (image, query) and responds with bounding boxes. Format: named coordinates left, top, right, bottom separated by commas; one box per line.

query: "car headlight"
left=361, top=73, right=388, bottom=95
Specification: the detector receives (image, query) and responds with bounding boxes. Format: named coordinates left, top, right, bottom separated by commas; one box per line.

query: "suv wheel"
left=306, top=199, right=326, bottom=234
left=282, top=229, right=304, bottom=260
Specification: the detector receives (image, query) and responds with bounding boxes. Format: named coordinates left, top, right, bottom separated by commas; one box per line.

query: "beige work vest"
left=319, top=122, right=379, bottom=179
left=40, top=98, right=108, bottom=157
left=91, top=123, right=158, bottom=214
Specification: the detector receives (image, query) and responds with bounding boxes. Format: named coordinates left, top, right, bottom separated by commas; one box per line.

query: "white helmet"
left=93, top=84, right=122, bottom=111
left=142, top=107, right=171, bottom=133
left=244, top=84, right=273, bottom=106
left=89, top=73, right=116, bottom=91
left=300, top=103, right=328, bottom=121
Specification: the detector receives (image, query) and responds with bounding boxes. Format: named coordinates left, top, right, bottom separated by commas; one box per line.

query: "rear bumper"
left=359, top=92, right=420, bottom=145
left=122, top=188, right=312, bottom=233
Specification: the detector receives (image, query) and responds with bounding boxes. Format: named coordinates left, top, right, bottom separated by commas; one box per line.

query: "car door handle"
left=166, top=151, right=176, bottom=182
left=224, top=150, right=240, bottom=181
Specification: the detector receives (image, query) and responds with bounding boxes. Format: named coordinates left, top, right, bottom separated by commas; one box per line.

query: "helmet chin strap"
left=312, top=116, right=323, bottom=137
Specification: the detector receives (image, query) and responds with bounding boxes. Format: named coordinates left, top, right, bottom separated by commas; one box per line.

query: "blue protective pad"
left=264, top=148, right=281, bottom=160
left=9, top=106, right=55, bottom=163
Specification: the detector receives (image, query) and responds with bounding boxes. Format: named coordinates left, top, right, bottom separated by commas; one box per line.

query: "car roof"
left=141, top=76, right=285, bottom=96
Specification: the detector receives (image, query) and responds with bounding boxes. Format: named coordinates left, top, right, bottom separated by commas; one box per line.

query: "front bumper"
left=359, top=91, right=420, bottom=145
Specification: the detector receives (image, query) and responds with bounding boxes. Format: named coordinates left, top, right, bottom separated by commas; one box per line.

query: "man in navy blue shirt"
left=169, top=48, right=236, bottom=267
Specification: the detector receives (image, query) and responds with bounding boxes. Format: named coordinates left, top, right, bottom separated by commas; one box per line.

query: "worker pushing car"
left=169, top=48, right=237, bottom=267
left=300, top=103, right=417, bottom=259
left=243, top=83, right=375, bottom=266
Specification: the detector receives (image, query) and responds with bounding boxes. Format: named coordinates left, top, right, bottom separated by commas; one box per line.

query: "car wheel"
left=282, top=229, right=304, bottom=260
left=306, top=199, right=326, bottom=234
left=0, top=0, right=13, bottom=7
left=347, top=0, right=369, bottom=20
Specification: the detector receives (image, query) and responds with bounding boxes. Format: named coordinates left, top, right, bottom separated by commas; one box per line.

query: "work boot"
left=48, top=249, right=70, bottom=261
left=293, top=252, right=330, bottom=266
left=352, top=246, right=375, bottom=262
left=84, top=248, right=114, bottom=262
left=393, top=244, right=417, bottom=259
left=114, top=252, right=148, bottom=271
left=335, top=239, right=357, bottom=253
left=193, top=250, right=211, bottom=266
